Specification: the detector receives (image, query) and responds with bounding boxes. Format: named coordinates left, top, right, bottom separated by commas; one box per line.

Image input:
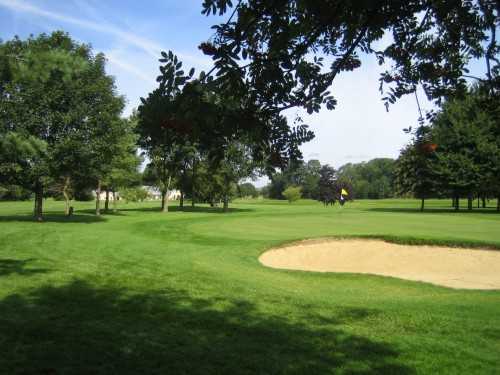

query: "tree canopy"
left=0, top=32, right=134, bottom=219
left=394, top=85, right=500, bottom=210
left=2, top=3, right=499, bottom=220
left=283, top=185, right=302, bottom=203
left=199, top=0, right=499, bottom=149
left=204, top=1, right=498, bottom=103
left=337, top=158, right=395, bottom=199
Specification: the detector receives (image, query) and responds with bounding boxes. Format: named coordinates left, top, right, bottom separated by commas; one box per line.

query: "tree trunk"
left=161, top=191, right=168, bottom=212
left=112, top=191, right=117, bottom=212
left=467, top=194, right=473, bottom=211
left=105, top=189, right=110, bottom=212
left=482, top=197, right=486, bottom=208
left=497, top=196, right=500, bottom=212
left=223, top=195, right=229, bottom=212
left=455, top=196, right=460, bottom=211
left=451, top=198, right=455, bottom=208
left=420, top=197, right=425, bottom=212
left=477, top=197, right=480, bottom=208
left=63, top=176, right=71, bottom=216
left=161, top=176, right=172, bottom=213
left=180, top=189, right=184, bottom=209
left=95, top=179, right=101, bottom=216
left=191, top=157, right=196, bottom=207
left=34, top=180, right=43, bottom=221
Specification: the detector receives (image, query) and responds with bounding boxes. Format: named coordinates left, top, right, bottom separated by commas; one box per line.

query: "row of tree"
left=394, top=86, right=500, bottom=211
left=0, top=33, right=307, bottom=218
left=337, top=159, right=395, bottom=199
left=2, top=0, right=498, bottom=219
left=277, top=164, right=353, bottom=206
left=137, top=0, right=499, bottom=214
left=263, top=160, right=322, bottom=200
left=262, top=158, right=395, bottom=200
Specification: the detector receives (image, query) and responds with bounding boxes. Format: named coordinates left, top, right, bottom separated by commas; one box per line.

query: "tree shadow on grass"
left=0, top=212, right=107, bottom=223
left=0, top=258, right=49, bottom=277
left=75, top=209, right=128, bottom=216
left=366, top=207, right=499, bottom=215
left=0, top=280, right=414, bottom=375
left=109, top=205, right=255, bottom=214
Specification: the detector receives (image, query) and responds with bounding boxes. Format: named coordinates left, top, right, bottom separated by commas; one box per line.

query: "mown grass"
left=0, top=198, right=499, bottom=374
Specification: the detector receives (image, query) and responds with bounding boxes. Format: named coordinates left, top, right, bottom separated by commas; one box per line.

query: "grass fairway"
left=1, top=199, right=499, bottom=374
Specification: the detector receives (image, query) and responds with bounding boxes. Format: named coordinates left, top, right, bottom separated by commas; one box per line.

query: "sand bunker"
left=259, top=239, right=500, bottom=289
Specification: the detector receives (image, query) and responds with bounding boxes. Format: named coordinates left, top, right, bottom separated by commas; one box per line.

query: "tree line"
left=394, top=86, right=500, bottom=211
left=1, top=0, right=498, bottom=219
left=262, top=158, right=396, bottom=200
left=0, top=33, right=308, bottom=218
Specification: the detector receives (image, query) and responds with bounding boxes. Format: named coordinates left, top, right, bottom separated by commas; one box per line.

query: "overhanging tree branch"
left=268, top=22, right=370, bottom=113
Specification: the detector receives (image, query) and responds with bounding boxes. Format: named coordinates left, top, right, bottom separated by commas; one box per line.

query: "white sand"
left=259, top=239, right=500, bottom=289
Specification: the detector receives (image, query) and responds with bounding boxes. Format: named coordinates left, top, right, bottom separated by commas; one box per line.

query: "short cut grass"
left=0, top=198, right=499, bottom=374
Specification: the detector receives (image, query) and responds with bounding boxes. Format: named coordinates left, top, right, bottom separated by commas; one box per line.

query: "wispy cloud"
left=0, top=0, right=164, bottom=57
left=105, top=52, right=154, bottom=83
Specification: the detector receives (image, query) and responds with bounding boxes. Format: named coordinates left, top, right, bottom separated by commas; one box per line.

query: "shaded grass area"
left=0, top=280, right=412, bottom=374
left=0, top=198, right=499, bottom=374
left=79, top=205, right=254, bottom=215
left=0, top=258, right=49, bottom=276
left=0, top=213, right=106, bottom=223
left=367, top=207, right=500, bottom=214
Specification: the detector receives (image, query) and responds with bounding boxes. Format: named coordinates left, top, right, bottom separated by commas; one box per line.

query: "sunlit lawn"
left=1, top=198, right=499, bottom=374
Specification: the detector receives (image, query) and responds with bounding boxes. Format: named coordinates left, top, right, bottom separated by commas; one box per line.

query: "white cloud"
left=0, top=0, right=211, bottom=68
left=0, top=0, right=214, bottom=115
left=0, top=0, right=163, bottom=57
left=296, top=65, right=427, bottom=169
left=105, top=52, right=153, bottom=83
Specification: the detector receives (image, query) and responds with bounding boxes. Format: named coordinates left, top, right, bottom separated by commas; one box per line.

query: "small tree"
left=318, top=165, right=337, bottom=206
left=283, top=186, right=302, bottom=203
left=137, top=51, right=195, bottom=212
left=121, top=187, right=150, bottom=203
left=238, top=182, right=258, bottom=198
left=101, top=115, right=142, bottom=212
left=394, top=141, right=438, bottom=211
left=215, top=143, right=256, bottom=212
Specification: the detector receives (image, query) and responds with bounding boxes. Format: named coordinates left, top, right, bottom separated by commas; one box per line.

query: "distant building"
left=142, top=186, right=181, bottom=201
left=93, top=191, right=120, bottom=201
left=93, top=187, right=180, bottom=201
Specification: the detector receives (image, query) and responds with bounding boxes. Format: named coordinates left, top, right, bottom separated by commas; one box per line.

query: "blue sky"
left=0, top=0, right=482, bottom=186
left=0, top=0, right=216, bottom=113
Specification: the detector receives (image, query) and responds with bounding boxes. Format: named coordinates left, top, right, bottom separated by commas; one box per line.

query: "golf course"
left=1, top=1, right=500, bottom=373
left=1, top=198, right=499, bottom=374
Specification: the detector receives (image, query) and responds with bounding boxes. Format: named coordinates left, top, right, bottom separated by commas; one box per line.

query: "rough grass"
left=0, top=198, right=499, bottom=374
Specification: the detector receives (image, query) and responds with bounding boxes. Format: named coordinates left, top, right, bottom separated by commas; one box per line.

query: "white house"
left=94, top=191, right=120, bottom=201
left=142, top=186, right=181, bottom=201
left=93, top=187, right=180, bottom=201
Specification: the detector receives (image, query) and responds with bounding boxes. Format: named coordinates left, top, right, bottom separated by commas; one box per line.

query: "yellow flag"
left=341, top=189, right=348, bottom=196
